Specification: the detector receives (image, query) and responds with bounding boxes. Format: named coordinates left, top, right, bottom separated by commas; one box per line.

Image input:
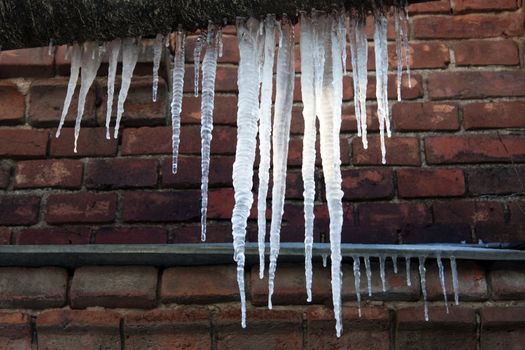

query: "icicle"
left=152, top=33, right=163, bottom=102
left=401, top=3, right=412, bottom=88
left=331, top=13, right=344, bottom=162
left=338, top=14, right=347, bottom=75
left=48, top=38, right=54, bottom=56
left=171, top=29, right=185, bottom=175
left=379, top=255, right=387, bottom=292
left=353, top=256, right=362, bottom=317
left=392, top=255, right=398, bottom=274
left=105, top=38, right=121, bottom=140
left=394, top=6, right=403, bottom=102
left=418, top=256, right=429, bottom=321
left=373, top=11, right=390, bottom=164
left=200, top=24, right=219, bottom=242
left=437, top=255, right=449, bottom=313
left=56, top=43, right=81, bottom=138
left=405, top=256, right=412, bottom=286
left=74, top=42, right=102, bottom=152
left=268, top=17, right=295, bottom=310
left=364, top=255, right=372, bottom=296
left=350, top=16, right=368, bottom=148
left=113, top=37, right=140, bottom=139
left=257, top=15, right=277, bottom=280
left=450, top=256, right=460, bottom=305
left=217, top=29, right=224, bottom=58
left=232, top=17, right=263, bottom=329
left=64, top=45, right=72, bottom=61
left=348, top=17, right=361, bottom=137
left=322, top=253, right=328, bottom=268
left=193, top=32, right=205, bottom=97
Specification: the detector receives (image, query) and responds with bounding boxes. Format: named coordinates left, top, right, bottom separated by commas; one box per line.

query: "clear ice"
left=56, top=43, right=81, bottom=138
left=152, top=33, right=163, bottom=102
left=171, top=30, right=186, bottom=174
left=105, top=38, right=121, bottom=139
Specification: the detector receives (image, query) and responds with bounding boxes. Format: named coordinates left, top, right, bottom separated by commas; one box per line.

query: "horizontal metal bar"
left=0, top=243, right=523, bottom=267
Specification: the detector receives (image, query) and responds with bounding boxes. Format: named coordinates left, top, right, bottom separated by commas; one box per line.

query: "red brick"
left=0, top=267, right=67, bottom=308
left=352, top=136, right=420, bottom=166
left=172, top=223, right=233, bottom=243
left=182, top=94, right=237, bottom=125
left=339, top=104, right=380, bottom=133
left=467, top=166, right=525, bottom=196
left=509, top=201, right=525, bottom=224
left=95, top=227, right=167, bottom=244
left=0, top=81, right=24, bottom=124
left=342, top=168, right=393, bottom=200
left=426, top=135, right=525, bottom=164
left=476, top=224, right=525, bottom=245
left=207, top=188, right=239, bottom=219
left=342, top=226, right=398, bottom=244
left=393, top=43, right=450, bottom=70
left=401, top=223, right=472, bottom=244
left=481, top=307, right=525, bottom=350
left=397, top=169, right=465, bottom=198
left=366, top=74, right=423, bottom=100
left=121, top=126, right=171, bottom=155
left=97, top=76, right=167, bottom=126
left=37, top=309, right=121, bottom=350
left=0, top=161, right=9, bottom=189
left=426, top=261, right=488, bottom=302
left=0, top=128, right=48, bottom=159
left=288, top=137, right=350, bottom=166
left=307, top=306, right=390, bottom=349
left=29, top=78, right=96, bottom=126
left=125, top=308, right=211, bottom=349
left=359, top=202, right=429, bottom=227
left=46, top=192, right=117, bottom=224
left=433, top=200, right=504, bottom=224
left=162, top=156, right=234, bottom=188
left=413, top=13, right=524, bottom=39
left=86, top=158, right=158, bottom=189
left=184, top=65, right=237, bottom=93
left=122, top=191, right=200, bottom=222
left=463, top=101, right=525, bottom=130
left=70, top=266, right=157, bottom=308
left=178, top=125, right=237, bottom=155
left=0, top=312, right=31, bottom=349
left=409, top=0, right=451, bottom=14
left=396, top=307, right=477, bottom=349
left=15, top=227, right=91, bottom=244
left=0, top=195, right=40, bottom=225
left=14, top=159, right=83, bottom=189
left=0, top=228, right=10, bottom=244
left=50, top=127, right=117, bottom=157
left=453, top=0, right=519, bottom=13
left=428, top=71, right=525, bottom=99
left=161, top=266, right=238, bottom=303
left=490, top=262, right=525, bottom=300
left=0, top=47, right=54, bottom=78
left=455, top=40, right=519, bottom=66
left=392, top=103, right=458, bottom=131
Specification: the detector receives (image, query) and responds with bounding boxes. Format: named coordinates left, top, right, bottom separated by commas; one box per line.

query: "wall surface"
left=0, top=0, right=524, bottom=348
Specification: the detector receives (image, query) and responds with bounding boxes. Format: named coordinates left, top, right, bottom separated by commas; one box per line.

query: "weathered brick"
left=15, top=227, right=91, bottom=244
left=476, top=224, right=525, bottom=243
left=428, top=72, right=525, bottom=99
left=352, top=136, right=420, bottom=166
left=409, top=0, right=451, bottom=14
left=0, top=312, right=31, bottom=350
left=125, top=308, right=211, bottom=350
left=95, top=227, right=167, bottom=244
left=86, top=158, right=158, bottom=189
left=359, top=202, right=430, bottom=227
left=453, top=0, right=519, bottom=13
left=455, top=40, right=519, bottom=66
left=0, top=81, right=25, bottom=124
left=395, top=43, right=450, bottom=69
left=0, top=228, right=10, bottom=244
left=342, top=226, right=398, bottom=244
left=288, top=137, right=351, bottom=166
left=0, top=161, right=10, bottom=189
left=184, top=65, right=237, bottom=93
left=46, top=192, right=117, bottom=224
left=70, top=266, right=157, bottom=308
left=14, top=159, right=83, bottom=189
left=366, top=74, right=423, bottom=100
left=392, top=103, right=458, bottom=131
left=508, top=201, right=525, bottom=224
left=397, top=169, right=465, bottom=198
left=463, top=101, right=525, bottom=130
left=162, top=156, right=234, bottom=188
left=50, top=127, right=117, bottom=157
left=37, top=309, right=121, bottom=350
left=29, top=78, right=96, bottom=126
left=307, top=306, right=390, bottom=349
left=161, top=266, right=238, bottom=304
left=413, top=13, right=524, bottom=39
left=172, top=223, right=233, bottom=243
left=490, top=262, right=525, bottom=300
left=0, top=195, right=40, bottom=226
left=467, top=166, right=525, bottom=196
left=425, top=135, right=525, bottom=164
left=396, top=307, right=477, bottom=349
left=121, top=127, right=171, bottom=155
left=0, top=47, right=54, bottom=78
left=177, top=125, right=237, bottom=155
left=480, top=307, right=525, bottom=350
left=207, top=188, right=236, bottom=219
left=123, top=191, right=200, bottom=222
left=401, top=224, right=472, bottom=244
left=433, top=200, right=504, bottom=224
left=0, top=267, right=67, bottom=308
left=0, top=128, right=48, bottom=159
left=181, top=95, right=237, bottom=125
left=341, top=168, right=393, bottom=200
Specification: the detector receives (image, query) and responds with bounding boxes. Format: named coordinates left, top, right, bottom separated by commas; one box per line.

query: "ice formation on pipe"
left=152, top=33, right=163, bottom=102
left=353, top=256, right=362, bottom=317
left=171, top=30, right=186, bottom=175
left=419, top=256, right=429, bottom=321
left=450, top=256, right=460, bottom=305
left=105, top=38, right=121, bottom=139
left=437, top=255, right=449, bottom=313
left=405, top=256, right=412, bottom=286
left=56, top=43, right=81, bottom=138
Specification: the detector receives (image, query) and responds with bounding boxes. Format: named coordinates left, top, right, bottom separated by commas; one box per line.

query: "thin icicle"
left=392, top=255, right=398, bottom=274
left=217, top=29, right=224, bottom=58
left=257, top=15, right=277, bottom=280
left=394, top=6, right=403, bottom=102
left=405, top=256, right=412, bottom=286
left=364, top=255, right=372, bottom=296
left=171, top=29, right=186, bottom=174
left=374, top=11, right=390, bottom=164
left=353, top=256, right=362, bottom=317
left=338, top=14, right=347, bottom=75
left=105, top=38, right=121, bottom=140
left=114, top=37, right=141, bottom=139
left=152, top=33, right=163, bottom=102
left=74, top=42, right=102, bottom=153
left=418, top=256, right=429, bottom=321
left=379, top=255, right=387, bottom=292
left=200, top=24, right=219, bottom=242
left=268, top=18, right=295, bottom=310
left=232, top=18, right=263, bottom=329
left=48, top=38, right=54, bottom=56
left=348, top=17, right=361, bottom=137
left=193, top=32, right=205, bottom=97
left=322, top=253, right=328, bottom=267
left=437, top=255, right=449, bottom=313
left=450, top=256, right=460, bottom=305
left=354, top=16, right=369, bottom=148
left=401, top=2, right=412, bottom=88
left=56, top=43, right=81, bottom=137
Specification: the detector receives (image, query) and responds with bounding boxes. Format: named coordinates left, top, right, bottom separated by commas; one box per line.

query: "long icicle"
left=353, top=256, right=362, bottom=317
left=193, top=32, right=205, bottom=97
left=152, top=33, right=163, bottom=102
left=348, top=16, right=361, bottom=137
left=355, top=16, right=369, bottom=148
left=56, top=42, right=81, bottom=138
left=268, top=17, right=295, bottom=309
left=171, top=29, right=186, bottom=174
left=401, top=1, right=412, bottom=88
left=450, top=256, right=460, bottom=305
left=200, top=24, right=219, bottom=242
left=394, top=6, right=404, bottom=102
left=365, top=255, right=372, bottom=296
left=232, top=17, right=263, bottom=328
left=419, top=256, right=429, bottom=321
left=257, top=15, right=277, bottom=279
left=437, top=255, right=449, bottom=313
left=105, top=38, right=121, bottom=139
